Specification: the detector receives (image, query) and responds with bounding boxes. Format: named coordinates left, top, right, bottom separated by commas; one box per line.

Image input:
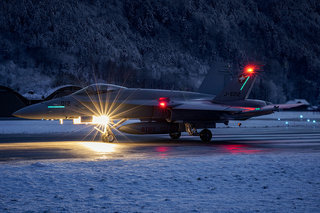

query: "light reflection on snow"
left=156, top=146, right=169, bottom=152
left=80, top=142, right=117, bottom=153
left=155, top=146, right=170, bottom=157
left=219, top=144, right=261, bottom=154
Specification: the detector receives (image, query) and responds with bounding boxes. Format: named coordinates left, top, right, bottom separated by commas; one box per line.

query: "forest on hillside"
left=0, top=0, right=319, bottom=104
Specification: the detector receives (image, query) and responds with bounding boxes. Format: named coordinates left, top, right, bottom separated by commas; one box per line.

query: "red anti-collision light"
left=244, top=64, right=257, bottom=75
left=247, top=67, right=254, bottom=73
left=159, top=102, right=167, bottom=108
left=158, top=97, right=170, bottom=109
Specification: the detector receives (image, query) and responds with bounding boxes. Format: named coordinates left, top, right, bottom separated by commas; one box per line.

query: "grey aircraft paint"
left=13, top=69, right=302, bottom=142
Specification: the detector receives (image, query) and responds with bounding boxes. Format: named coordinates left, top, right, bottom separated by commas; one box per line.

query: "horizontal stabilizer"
left=261, top=103, right=305, bottom=111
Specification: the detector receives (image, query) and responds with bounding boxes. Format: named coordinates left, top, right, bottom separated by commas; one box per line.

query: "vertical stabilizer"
left=198, top=61, right=231, bottom=95
left=213, top=65, right=258, bottom=102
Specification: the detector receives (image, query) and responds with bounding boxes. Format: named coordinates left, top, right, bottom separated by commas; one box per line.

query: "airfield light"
left=307, top=119, right=310, bottom=122
left=285, top=121, right=289, bottom=125
left=92, top=115, right=110, bottom=125
left=300, top=115, right=303, bottom=119
left=313, top=120, right=316, bottom=123
left=278, top=118, right=281, bottom=121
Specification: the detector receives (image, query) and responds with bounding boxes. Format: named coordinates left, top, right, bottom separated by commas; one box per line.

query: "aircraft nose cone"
left=12, top=104, right=45, bottom=119
left=12, top=110, right=21, bottom=118
left=12, top=107, right=33, bottom=119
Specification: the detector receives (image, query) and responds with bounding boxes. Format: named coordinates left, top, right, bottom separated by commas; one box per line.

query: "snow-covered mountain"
left=0, top=0, right=319, bottom=104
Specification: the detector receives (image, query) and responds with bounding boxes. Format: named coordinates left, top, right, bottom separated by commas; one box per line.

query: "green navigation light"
left=240, top=76, right=250, bottom=91
left=255, top=108, right=260, bottom=110
left=48, top=106, right=65, bottom=109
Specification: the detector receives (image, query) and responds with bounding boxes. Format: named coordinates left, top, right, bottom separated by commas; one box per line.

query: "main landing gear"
left=169, top=132, right=181, bottom=140
left=185, top=123, right=213, bottom=143
left=199, top=129, right=212, bottom=142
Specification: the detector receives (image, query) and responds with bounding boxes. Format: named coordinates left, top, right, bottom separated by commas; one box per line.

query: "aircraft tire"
left=169, top=132, right=181, bottom=140
left=200, top=129, right=212, bottom=142
left=102, top=134, right=115, bottom=143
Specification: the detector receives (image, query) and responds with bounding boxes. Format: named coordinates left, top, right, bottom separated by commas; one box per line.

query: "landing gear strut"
left=102, top=133, right=115, bottom=143
left=200, top=129, right=212, bottom=142
left=185, top=123, right=199, bottom=136
left=99, top=125, right=115, bottom=143
left=185, top=123, right=213, bottom=142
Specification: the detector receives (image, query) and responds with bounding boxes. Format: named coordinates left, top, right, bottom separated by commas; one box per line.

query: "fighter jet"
left=13, top=65, right=301, bottom=142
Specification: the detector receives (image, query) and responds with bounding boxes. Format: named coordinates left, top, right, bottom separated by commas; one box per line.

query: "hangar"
left=44, top=85, right=82, bottom=100
left=0, top=86, right=29, bottom=117
left=0, top=85, right=82, bottom=117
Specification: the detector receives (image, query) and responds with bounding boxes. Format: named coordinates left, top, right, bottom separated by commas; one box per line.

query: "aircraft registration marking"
left=60, top=101, right=71, bottom=106
left=224, top=92, right=241, bottom=97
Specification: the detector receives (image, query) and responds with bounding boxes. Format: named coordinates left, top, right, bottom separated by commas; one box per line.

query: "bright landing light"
left=92, top=115, right=110, bottom=125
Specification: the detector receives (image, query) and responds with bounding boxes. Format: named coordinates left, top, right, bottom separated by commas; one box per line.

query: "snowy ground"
left=0, top=153, right=319, bottom=212
left=0, top=111, right=319, bottom=212
left=0, top=111, right=319, bottom=134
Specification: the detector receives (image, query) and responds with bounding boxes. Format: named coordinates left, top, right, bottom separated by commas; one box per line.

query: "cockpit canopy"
left=72, top=83, right=127, bottom=96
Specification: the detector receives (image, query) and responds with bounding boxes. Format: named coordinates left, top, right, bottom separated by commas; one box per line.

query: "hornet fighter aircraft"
left=13, top=65, right=301, bottom=142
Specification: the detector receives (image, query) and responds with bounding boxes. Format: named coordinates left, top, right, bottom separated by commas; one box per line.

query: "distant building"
left=44, top=85, right=82, bottom=101
left=285, top=99, right=310, bottom=111
left=0, top=86, right=29, bottom=117
left=0, top=85, right=82, bottom=117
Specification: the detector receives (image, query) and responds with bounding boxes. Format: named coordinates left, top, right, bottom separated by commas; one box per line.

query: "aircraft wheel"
left=169, top=132, right=181, bottom=140
left=102, top=134, right=115, bottom=143
left=200, top=129, right=212, bottom=142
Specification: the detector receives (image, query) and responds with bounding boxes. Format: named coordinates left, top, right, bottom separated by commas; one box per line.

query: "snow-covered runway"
left=0, top=114, right=320, bottom=212
left=0, top=127, right=319, bottom=161
left=0, top=151, right=319, bottom=212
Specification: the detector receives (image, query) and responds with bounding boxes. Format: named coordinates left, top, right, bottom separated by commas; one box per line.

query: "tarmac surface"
left=0, top=127, right=319, bottom=161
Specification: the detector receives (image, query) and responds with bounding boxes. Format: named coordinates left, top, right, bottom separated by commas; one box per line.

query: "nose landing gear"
left=96, top=125, right=115, bottom=143
left=95, top=118, right=128, bottom=143
left=102, top=133, right=115, bottom=143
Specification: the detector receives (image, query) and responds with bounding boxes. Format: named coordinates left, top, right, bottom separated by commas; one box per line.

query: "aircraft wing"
left=170, top=100, right=243, bottom=112
left=123, top=100, right=306, bottom=123
left=125, top=99, right=243, bottom=112
left=126, top=99, right=305, bottom=113
left=175, top=102, right=305, bottom=112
